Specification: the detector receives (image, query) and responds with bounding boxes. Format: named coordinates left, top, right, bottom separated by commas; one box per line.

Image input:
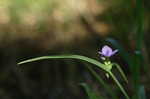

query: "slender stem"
left=134, top=0, right=144, bottom=97
left=86, top=65, right=117, bottom=99
left=109, top=72, right=130, bottom=99
left=113, top=63, right=128, bottom=83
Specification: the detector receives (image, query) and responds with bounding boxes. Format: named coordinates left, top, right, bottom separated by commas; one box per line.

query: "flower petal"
left=102, top=45, right=112, bottom=57
left=111, top=49, right=118, bottom=56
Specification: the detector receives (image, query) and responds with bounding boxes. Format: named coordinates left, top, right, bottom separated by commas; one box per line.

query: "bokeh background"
left=0, top=0, right=149, bottom=99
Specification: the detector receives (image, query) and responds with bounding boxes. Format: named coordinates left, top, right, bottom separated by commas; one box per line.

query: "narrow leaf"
left=113, top=63, right=128, bottom=83
left=86, top=65, right=117, bottom=99
left=18, top=55, right=108, bottom=71
left=109, top=72, right=130, bottom=99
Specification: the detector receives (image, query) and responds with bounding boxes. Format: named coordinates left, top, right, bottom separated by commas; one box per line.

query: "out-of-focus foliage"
left=0, top=0, right=113, bottom=49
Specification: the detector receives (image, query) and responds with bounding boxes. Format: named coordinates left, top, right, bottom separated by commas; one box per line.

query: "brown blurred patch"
left=0, top=0, right=112, bottom=50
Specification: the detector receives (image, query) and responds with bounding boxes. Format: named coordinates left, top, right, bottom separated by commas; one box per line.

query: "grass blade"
left=18, top=55, right=109, bottom=71
left=109, top=72, right=130, bottom=99
left=113, top=63, right=128, bottom=83
left=86, top=65, right=118, bottom=99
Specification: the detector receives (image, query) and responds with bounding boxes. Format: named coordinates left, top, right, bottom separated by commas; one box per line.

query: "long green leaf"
left=18, top=55, right=108, bottom=71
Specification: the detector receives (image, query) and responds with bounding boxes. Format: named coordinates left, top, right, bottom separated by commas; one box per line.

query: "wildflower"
left=98, top=45, right=118, bottom=57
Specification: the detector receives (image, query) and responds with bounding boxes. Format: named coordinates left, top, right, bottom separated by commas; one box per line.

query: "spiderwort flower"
left=98, top=45, right=118, bottom=57
left=98, top=45, right=118, bottom=73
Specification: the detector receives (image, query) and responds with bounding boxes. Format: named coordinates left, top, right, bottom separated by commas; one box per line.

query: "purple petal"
left=101, top=45, right=112, bottom=57
left=111, top=49, right=118, bottom=56
left=98, top=51, right=104, bottom=56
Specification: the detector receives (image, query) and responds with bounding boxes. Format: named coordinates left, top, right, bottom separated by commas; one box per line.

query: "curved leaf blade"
left=18, top=55, right=109, bottom=71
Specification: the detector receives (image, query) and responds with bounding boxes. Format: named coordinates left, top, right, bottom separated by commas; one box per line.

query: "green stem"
left=134, top=0, right=144, bottom=97
left=86, top=65, right=117, bottom=99
left=109, top=72, right=130, bottom=99
left=113, top=63, right=128, bottom=83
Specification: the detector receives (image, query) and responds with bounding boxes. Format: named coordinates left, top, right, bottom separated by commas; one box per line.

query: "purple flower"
left=98, top=45, right=118, bottom=57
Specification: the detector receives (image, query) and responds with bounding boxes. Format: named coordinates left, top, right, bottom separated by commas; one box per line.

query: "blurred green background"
left=0, top=0, right=149, bottom=99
